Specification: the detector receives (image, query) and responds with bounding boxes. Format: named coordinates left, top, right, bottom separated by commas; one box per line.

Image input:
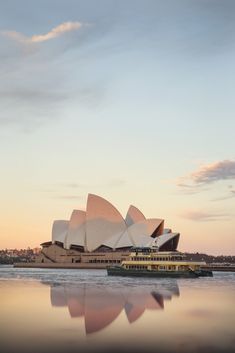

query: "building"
left=37, top=193, right=180, bottom=266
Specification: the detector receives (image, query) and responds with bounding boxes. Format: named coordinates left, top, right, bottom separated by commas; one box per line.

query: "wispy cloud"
left=177, top=160, right=235, bottom=193
left=179, top=210, right=232, bottom=222
left=0, top=19, right=102, bottom=130
left=1, top=21, right=87, bottom=44
left=190, top=160, right=235, bottom=184
left=211, top=187, right=235, bottom=201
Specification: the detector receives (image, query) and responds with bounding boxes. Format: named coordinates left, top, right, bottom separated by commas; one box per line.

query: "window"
left=159, top=266, right=165, bottom=270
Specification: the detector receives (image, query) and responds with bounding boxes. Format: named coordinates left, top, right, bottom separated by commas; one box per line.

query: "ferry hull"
left=107, top=267, right=200, bottom=278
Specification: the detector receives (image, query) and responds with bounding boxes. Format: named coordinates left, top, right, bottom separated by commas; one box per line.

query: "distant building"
left=37, top=194, right=180, bottom=266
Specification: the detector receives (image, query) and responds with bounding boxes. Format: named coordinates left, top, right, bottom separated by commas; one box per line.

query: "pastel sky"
left=0, top=0, right=234, bottom=255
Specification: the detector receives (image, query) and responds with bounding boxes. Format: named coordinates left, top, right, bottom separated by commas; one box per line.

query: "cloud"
left=179, top=210, right=232, bottom=222
left=0, top=19, right=108, bottom=130
left=177, top=160, right=235, bottom=189
left=1, top=21, right=86, bottom=44
left=190, top=160, right=235, bottom=184
left=212, top=188, right=235, bottom=201
left=31, top=22, right=84, bottom=43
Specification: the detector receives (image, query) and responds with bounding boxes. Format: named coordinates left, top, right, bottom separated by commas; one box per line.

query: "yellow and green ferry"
left=107, top=247, right=213, bottom=278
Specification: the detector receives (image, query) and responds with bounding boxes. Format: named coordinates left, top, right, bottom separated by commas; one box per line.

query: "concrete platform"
left=13, top=262, right=107, bottom=269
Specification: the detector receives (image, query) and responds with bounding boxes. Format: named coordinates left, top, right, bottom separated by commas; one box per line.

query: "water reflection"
left=49, top=281, right=179, bottom=334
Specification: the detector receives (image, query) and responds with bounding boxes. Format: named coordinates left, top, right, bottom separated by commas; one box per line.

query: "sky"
left=0, top=0, right=235, bottom=255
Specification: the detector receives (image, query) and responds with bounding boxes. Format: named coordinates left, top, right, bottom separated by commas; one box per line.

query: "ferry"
left=107, top=247, right=213, bottom=278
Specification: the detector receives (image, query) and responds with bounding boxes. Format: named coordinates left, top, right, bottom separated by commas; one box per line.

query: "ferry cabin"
left=121, top=250, right=206, bottom=272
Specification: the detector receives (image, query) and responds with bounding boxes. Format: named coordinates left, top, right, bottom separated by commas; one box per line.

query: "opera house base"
left=14, top=243, right=131, bottom=269
left=13, top=262, right=109, bottom=269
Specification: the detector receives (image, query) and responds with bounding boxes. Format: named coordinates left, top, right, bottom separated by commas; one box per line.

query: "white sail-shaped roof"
left=85, top=194, right=127, bottom=251
left=127, top=219, right=164, bottom=239
left=50, top=193, right=180, bottom=252
left=125, top=205, right=146, bottom=227
left=52, top=220, right=69, bottom=244
left=149, top=233, right=179, bottom=249
left=64, top=210, right=86, bottom=250
left=103, top=230, right=151, bottom=249
left=131, top=233, right=154, bottom=247
left=112, top=230, right=134, bottom=249
left=102, top=230, right=126, bottom=249
left=102, top=219, right=165, bottom=250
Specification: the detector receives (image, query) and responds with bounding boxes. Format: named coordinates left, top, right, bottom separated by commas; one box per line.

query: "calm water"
left=0, top=266, right=235, bottom=353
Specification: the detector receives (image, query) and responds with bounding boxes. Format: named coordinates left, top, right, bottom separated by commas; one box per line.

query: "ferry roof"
left=130, top=247, right=181, bottom=255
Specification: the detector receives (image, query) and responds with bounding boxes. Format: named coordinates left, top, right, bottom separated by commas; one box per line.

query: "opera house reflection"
left=49, top=282, right=180, bottom=334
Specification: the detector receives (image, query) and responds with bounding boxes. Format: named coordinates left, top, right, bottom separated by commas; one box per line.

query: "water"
left=0, top=266, right=235, bottom=353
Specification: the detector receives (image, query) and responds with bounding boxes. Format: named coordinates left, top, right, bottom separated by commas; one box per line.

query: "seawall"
left=13, top=262, right=107, bottom=269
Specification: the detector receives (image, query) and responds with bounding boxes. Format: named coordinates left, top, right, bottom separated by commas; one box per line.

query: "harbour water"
left=0, top=266, right=235, bottom=353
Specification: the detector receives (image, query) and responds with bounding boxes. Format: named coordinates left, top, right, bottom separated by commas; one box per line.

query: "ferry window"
left=159, top=266, right=165, bottom=270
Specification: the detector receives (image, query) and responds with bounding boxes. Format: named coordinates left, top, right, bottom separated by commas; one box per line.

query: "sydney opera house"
left=37, top=194, right=180, bottom=267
